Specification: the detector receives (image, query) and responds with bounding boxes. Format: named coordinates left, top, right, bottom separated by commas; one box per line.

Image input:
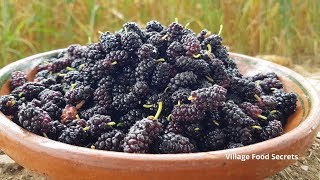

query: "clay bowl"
left=0, top=49, right=319, bottom=180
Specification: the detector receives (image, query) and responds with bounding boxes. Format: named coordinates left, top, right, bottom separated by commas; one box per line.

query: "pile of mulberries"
left=0, top=20, right=297, bottom=154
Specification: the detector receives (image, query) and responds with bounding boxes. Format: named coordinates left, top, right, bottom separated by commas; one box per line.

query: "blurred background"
left=0, top=0, right=319, bottom=73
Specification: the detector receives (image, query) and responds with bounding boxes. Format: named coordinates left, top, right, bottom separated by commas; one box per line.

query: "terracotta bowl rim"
left=0, top=49, right=319, bottom=161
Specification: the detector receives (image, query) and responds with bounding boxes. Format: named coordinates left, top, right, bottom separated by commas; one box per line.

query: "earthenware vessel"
left=0, top=50, right=319, bottom=180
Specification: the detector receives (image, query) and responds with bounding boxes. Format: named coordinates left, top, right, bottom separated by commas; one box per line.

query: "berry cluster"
left=0, top=20, right=297, bottom=154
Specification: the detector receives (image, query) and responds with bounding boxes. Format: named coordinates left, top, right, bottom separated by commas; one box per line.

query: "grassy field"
left=0, top=0, right=319, bottom=69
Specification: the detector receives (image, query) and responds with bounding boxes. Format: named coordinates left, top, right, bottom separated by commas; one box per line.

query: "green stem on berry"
left=111, top=61, right=118, bottom=65
left=71, top=83, right=77, bottom=90
left=256, top=80, right=261, bottom=87
left=204, top=31, right=211, bottom=38
left=91, top=145, right=95, bottom=149
left=175, top=17, right=179, bottom=23
left=154, top=101, right=163, bottom=120
left=161, top=34, right=168, bottom=40
left=143, top=104, right=154, bottom=108
left=218, top=24, right=223, bottom=36
left=188, top=96, right=194, bottom=101
left=18, top=92, right=24, bottom=97
left=193, top=54, right=201, bottom=58
left=83, top=126, right=90, bottom=131
left=116, top=122, right=123, bottom=127
left=269, top=110, right=279, bottom=115
left=257, top=114, right=268, bottom=120
left=163, top=87, right=169, bottom=93
left=194, top=127, right=200, bottom=131
left=167, top=114, right=172, bottom=121
left=76, top=114, right=80, bottom=120
left=206, top=44, right=214, bottom=60
left=251, top=125, right=262, bottom=129
left=185, top=22, right=190, bottom=28
left=157, top=58, right=166, bottom=62
left=254, top=94, right=262, bottom=102
left=270, top=88, right=277, bottom=91
left=207, top=44, right=212, bottom=54
left=88, top=36, right=92, bottom=44
left=6, top=100, right=16, bottom=107
left=79, top=64, right=86, bottom=70
left=66, top=67, right=75, bottom=71
left=107, top=122, right=116, bottom=126
left=213, top=120, right=220, bottom=126
left=205, top=75, right=214, bottom=82
left=98, top=31, right=103, bottom=35
left=57, top=73, right=67, bottom=77
left=43, top=133, right=48, bottom=138
left=177, top=100, right=181, bottom=106
left=148, top=115, right=155, bottom=119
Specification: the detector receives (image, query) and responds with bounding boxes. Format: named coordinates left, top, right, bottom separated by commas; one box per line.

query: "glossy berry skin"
left=87, top=115, right=113, bottom=138
left=202, top=128, right=227, bottom=151
left=227, top=142, right=244, bottom=149
left=273, top=90, right=297, bottom=116
left=222, top=100, right=256, bottom=127
left=261, top=120, right=283, bottom=141
left=151, top=62, right=173, bottom=90
left=112, top=93, right=140, bottom=112
left=0, top=95, right=17, bottom=116
left=201, top=34, right=223, bottom=49
left=171, top=88, right=191, bottom=104
left=38, top=89, right=65, bottom=107
left=10, top=71, right=28, bottom=90
left=42, top=101, right=62, bottom=120
left=58, top=119, right=89, bottom=146
left=158, top=133, right=196, bottom=154
left=121, top=32, right=143, bottom=52
left=225, top=126, right=255, bottom=145
left=259, top=77, right=283, bottom=93
left=167, top=22, right=184, bottom=42
left=94, top=130, right=125, bottom=151
left=123, top=118, right=162, bottom=153
left=99, top=32, right=121, bottom=52
left=166, top=41, right=185, bottom=62
left=122, top=22, right=146, bottom=40
left=181, top=34, right=201, bottom=56
left=20, top=82, right=46, bottom=101
left=118, top=109, right=146, bottom=133
left=93, top=86, right=112, bottom=110
left=229, top=77, right=262, bottom=101
left=146, top=20, right=164, bottom=32
left=167, top=71, right=198, bottom=92
left=171, top=104, right=204, bottom=123
left=240, top=102, right=263, bottom=120
left=190, top=85, right=227, bottom=111
left=137, top=44, right=158, bottom=59
left=132, top=81, right=150, bottom=98
left=65, top=84, right=93, bottom=106
left=104, top=50, right=129, bottom=66
left=135, top=58, right=157, bottom=83
left=208, top=59, right=231, bottom=88
left=18, top=103, right=53, bottom=135
left=174, top=56, right=210, bottom=76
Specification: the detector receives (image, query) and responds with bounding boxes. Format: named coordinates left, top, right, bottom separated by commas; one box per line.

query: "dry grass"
left=0, top=0, right=319, bottom=69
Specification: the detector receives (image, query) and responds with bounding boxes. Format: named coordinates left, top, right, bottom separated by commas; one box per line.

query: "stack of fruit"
left=0, top=20, right=297, bottom=154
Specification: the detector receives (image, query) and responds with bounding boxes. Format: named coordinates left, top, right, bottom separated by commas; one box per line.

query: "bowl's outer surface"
left=0, top=50, right=319, bottom=180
